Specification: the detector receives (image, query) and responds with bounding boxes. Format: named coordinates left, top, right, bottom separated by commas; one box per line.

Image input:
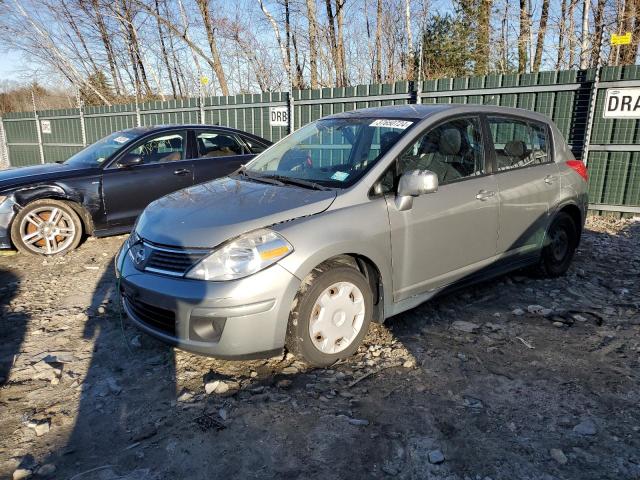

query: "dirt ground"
left=0, top=217, right=639, bottom=480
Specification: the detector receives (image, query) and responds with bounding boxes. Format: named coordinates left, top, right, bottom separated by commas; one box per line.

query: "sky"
left=0, top=50, right=22, bottom=81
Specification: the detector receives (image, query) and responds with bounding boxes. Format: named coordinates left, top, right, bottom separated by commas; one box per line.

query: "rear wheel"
left=11, top=199, right=83, bottom=256
left=287, top=265, right=373, bottom=367
left=537, top=212, right=578, bottom=277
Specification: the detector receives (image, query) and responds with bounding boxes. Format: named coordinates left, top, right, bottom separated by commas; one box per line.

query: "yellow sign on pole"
left=611, top=32, right=632, bottom=46
left=200, top=76, right=210, bottom=86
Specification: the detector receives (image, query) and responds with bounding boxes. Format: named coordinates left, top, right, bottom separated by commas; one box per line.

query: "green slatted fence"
left=1, top=70, right=639, bottom=213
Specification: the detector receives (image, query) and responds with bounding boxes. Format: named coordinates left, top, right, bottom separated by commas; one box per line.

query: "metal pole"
left=200, top=83, right=206, bottom=125
left=0, top=117, right=9, bottom=168
left=32, top=89, right=45, bottom=164
left=582, top=32, right=605, bottom=165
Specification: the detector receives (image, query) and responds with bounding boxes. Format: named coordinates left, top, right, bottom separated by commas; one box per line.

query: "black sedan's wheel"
left=537, top=212, right=577, bottom=278
left=11, top=199, right=83, bottom=256
left=286, top=265, right=373, bottom=367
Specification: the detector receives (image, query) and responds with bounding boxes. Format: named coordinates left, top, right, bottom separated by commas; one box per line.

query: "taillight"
left=566, top=160, right=588, bottom=181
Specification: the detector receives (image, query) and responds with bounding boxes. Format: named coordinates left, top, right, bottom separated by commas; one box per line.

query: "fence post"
left=134, top=94, right=141, bottom=127
left=0, top=116, right=9, bottom=168
left=32, top=90, right=45, bottom=164
left=288, top=91, right=295, bottom=134
left=581, top=34, right=605, bottom=165
left=77, top=90, right=87, bottom=147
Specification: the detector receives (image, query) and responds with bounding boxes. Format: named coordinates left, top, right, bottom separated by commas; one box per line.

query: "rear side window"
left=242, top=137, right=269, bottom=154
left=488, top=117, right=551, bottom=171
left=196, top=131, right=245, bottom=157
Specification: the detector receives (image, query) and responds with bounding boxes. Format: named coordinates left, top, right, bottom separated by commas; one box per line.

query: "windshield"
left=245, top=117, right=415, bottom=188
left=64, top=131, right=137, bottom=167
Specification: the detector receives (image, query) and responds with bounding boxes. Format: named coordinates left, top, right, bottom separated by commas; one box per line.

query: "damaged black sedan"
left=0, top=125, right=270, bottom=255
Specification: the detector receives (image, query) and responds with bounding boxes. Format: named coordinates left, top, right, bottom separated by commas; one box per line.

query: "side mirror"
left=395, top=170, right=438, bottom=211
left=118, top=155, right=143, bottom=168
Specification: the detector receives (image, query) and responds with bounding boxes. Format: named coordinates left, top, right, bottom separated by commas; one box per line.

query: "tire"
left=536, top=212, right=578, bottom=278
left=286, top=265, right=374, bottom=367
left=11, top=199, right=83, bottom=256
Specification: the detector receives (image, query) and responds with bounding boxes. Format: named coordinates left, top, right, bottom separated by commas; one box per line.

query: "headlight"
left=185, top=229, right=293, bottom=281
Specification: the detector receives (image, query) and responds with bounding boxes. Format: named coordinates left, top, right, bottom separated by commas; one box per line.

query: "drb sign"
left=269, top=106, right=289, bottom=126
left=603, top=88, right=640, bottom=118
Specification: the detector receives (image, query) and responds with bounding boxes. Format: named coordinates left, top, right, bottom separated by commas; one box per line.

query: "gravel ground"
left=0, top=217, right=639, bottom=480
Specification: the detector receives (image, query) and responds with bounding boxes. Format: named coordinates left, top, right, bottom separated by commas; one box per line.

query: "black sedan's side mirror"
left=118, top=155, right=143, bottom=168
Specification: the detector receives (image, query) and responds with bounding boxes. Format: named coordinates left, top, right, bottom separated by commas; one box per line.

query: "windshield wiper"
left=262, top=175, right=331, bottom=191
left=234, top=166, right=285, bottom=186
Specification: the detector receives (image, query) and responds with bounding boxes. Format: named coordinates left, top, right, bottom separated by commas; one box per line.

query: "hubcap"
left=309, top=281, right=366, bottom=355
left=20, top=207, right=76, bottom=255
left=549, top=227, right=569, bottom=262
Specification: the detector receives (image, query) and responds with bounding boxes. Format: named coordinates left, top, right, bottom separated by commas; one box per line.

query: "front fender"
left=273, top=198, right=393, bottom=317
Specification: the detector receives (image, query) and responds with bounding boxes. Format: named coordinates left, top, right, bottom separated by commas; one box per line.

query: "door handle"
left=173, top=168, right=191, bottom=176
left=476, top=190, right=496, bottom=201
left=544, top=175, right=556, bottom=185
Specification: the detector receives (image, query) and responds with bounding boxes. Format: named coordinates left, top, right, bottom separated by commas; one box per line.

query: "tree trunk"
left=556, top=0, right=567, bottom=69
left=620, top=0, right=640, bottom=65
left=405, top=0, right=413, bottom=79
left=195, top=0, right=230, bottom=96
left=579, top=0, right=591, bottom=68
left=568, top=0, right=578, bottom=68
left=325, top=0, right=341, bottom=86
left=518, top=0, right=528, bottom=73
left=375, top=0, right=383, bottom=83
left=499, top=1, right=509, bottom=73
left=306, top=0, right=319, bottom=88
left=475, top=0, right=492, bottom=75
left=336, top=0, right=347, bottom=86
left=533, top=0, right=549, bottom=72
left=590, top=0, right=606, bottom=67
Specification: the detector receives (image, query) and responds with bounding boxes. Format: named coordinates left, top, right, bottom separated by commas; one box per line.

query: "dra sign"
left=269, top=106, right=288, bottom=127
left=603, top=88, right=640, bottom=118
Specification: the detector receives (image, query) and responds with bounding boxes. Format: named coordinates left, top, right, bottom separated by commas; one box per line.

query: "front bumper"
left=115, top=245, right=301, bottom=358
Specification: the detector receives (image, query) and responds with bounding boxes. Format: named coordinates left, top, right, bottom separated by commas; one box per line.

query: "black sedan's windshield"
left=245, top=117, right=415, bottom=188
left=64, top=131, right=136, bottom=168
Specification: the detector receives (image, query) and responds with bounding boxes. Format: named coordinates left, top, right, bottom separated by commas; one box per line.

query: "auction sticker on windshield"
left=369, top=119, right=413, bottom=129
left=331, top=171, right=349, bottom=181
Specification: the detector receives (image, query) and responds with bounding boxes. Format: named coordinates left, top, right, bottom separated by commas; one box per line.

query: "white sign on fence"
left=269, top=106, right=288, bottom=126
left=603, top=88, right=640, bottom=118
left=40, top=120, right=52, bottom=134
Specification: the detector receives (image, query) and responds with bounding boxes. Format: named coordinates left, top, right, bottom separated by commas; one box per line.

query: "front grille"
left=144, top=244, right=208, bottom=276
left=126, top=296, right=176, bottom=335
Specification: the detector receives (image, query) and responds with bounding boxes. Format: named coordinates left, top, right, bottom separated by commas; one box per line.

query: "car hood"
left=136, top=176, right=337, bottom=248
left=0, top=163, right=92, bottom=192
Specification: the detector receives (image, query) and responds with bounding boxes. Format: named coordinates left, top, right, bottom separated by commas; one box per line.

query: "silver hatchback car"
left=116, top=105, right=588, bottom=366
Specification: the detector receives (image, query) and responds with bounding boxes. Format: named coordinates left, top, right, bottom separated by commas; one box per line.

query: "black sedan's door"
left=190, top=129, right=255, bottom=184
left=102, top=130, right=193, bottom=229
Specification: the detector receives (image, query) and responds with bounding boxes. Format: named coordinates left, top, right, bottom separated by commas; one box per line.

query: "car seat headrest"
left=439, top=128, right=461, bottom=155
left=504, top=140, right=527, bottom=158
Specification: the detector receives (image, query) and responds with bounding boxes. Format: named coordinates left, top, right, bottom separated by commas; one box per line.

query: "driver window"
left=123, top=132, right=186, bottom=165
left=398, top=117, right=485, bottom=185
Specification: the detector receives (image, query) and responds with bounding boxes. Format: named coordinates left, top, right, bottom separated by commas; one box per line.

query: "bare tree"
left=195, top=0, right=230, bottom=95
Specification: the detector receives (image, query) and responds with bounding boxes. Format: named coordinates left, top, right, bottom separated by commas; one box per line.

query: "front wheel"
left=286, top=265, right=373, bottom=367
left=537, top=212, right=578, bottom=278
left=11, top=199, right=83, bottom=256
